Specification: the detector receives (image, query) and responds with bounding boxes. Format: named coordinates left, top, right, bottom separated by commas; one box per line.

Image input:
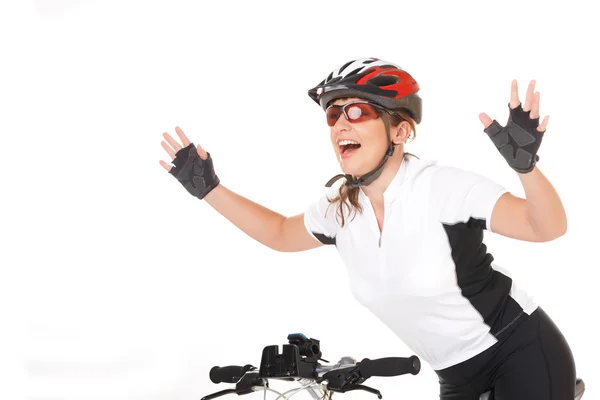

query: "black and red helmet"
left=308, top=57, right=422, bottom=124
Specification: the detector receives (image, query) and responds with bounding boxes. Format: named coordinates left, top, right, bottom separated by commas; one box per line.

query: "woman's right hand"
left=159, top=126, right=220, bottom=200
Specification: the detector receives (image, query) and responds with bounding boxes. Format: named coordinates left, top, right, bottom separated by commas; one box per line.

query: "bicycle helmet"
left=307, top=57, right=423, bottom=188
left=308, top=57, right=422, bottom=123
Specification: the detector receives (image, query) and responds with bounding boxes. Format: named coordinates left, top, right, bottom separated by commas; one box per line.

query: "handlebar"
left=200, top=333, right=421, bottom=400
left=358, top=356, right=421, bottom=378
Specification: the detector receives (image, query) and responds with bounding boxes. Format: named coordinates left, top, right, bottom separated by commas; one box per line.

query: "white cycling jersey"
left=304, top=153, right=538, bottom=370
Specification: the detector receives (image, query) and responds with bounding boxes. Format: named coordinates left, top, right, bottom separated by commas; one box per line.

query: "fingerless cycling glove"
left=484, top=103, right=544, bottom=173
left=169, top=143, right=220, bottom=199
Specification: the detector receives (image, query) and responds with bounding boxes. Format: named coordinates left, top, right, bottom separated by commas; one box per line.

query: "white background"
left=1, top=0, right=598, bottom=399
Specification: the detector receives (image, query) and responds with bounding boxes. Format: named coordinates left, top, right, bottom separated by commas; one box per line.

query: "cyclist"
left=159, top=57, right=577, bottom=400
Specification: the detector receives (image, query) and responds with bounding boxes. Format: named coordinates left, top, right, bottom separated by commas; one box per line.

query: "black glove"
left=484, top=103, right=544, bottom=173
left=168, top=143, right=220, bottom=199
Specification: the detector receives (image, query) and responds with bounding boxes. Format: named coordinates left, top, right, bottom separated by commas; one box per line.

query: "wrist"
left=203, top=181, right=223, bottom=203
left=515, top=164, right=538, bottom=176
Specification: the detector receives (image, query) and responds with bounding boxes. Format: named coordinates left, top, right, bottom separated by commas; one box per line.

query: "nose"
left=332, top=110, right=351, bottom=132
left=331, top=113, right=351, bottom=146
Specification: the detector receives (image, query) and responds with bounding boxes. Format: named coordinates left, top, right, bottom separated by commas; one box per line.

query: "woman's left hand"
left=479, top=80, right=549, bottom=173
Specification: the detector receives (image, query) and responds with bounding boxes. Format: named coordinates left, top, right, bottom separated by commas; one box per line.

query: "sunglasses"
left=325, top=101, right=396, bottom=127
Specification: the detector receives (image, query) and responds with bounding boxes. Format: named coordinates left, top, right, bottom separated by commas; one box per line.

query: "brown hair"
left=326, top=108, right=418, bottom=227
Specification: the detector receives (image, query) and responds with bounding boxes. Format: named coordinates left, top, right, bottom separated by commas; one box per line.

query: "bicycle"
left=200, top=333, right=585, bottom=400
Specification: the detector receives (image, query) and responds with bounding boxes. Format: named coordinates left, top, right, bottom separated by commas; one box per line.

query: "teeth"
left=338, top=139, right=359, bottom=146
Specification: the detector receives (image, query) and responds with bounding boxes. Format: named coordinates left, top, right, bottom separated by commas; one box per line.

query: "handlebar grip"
left=209, top=364, right=254, bottom=383
left=358, top=356, right=421, bottom=378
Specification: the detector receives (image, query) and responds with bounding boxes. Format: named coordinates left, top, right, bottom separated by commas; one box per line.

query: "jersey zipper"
left=366, top=195, right=385, bottom=248
left=378, top=204, right=387, bottom=287
left=378, top=206, right=386, bottom=248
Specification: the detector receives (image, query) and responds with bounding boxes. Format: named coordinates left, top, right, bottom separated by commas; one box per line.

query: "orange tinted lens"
left=326, top=106, right=342, bottom=126
left=326, top=103, right=380, bottom=126
left=346, top=103, right=379, bottom=122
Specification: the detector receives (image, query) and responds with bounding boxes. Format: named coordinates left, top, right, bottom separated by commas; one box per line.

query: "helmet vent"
left=338, top=60, right=354, bottom=74
left=328, top=76, right=343, bottom=85
left=346, top=67, right=364, bottom=77
left=368, top=75, right=399, bottom=87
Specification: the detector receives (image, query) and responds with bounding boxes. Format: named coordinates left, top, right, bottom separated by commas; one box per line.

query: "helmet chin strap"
left=325, top=114, right=395, bottom=188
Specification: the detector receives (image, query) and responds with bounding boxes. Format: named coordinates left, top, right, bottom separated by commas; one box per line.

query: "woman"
left=159, top=58, right=577, bottom=399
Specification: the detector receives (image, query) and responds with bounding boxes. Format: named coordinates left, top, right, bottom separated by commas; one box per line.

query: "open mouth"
left=338, top=139, right=362, bottom=157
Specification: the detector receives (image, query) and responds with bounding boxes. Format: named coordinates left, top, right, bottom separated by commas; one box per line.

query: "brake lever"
left=201, top=389, right=238, bottom=400
left=201, top=371, right=266, bottom=400
left=322, top=366, right=365, bottom=389
left=322, top=364, right=382, bottom=398
left=327, top=384, right=382, bottom=399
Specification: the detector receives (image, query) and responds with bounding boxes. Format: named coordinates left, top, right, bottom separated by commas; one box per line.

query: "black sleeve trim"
left=312, top=232, right=336, bottom=245
left=467, top=217, right=487, bottom=230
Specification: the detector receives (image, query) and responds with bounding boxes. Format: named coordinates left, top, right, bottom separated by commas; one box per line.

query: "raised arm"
left=489, top=168, right=566, bottom=242
left=480, top=79, right=566, bottom=242
left=159, top=127, right=322, bottom=252
left=203, top=185, right=323, bottom=252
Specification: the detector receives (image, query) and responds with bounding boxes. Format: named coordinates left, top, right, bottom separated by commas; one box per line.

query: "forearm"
left=203, top=184, right=286, bottom=249
left=518, top=166, right=567, bottom=240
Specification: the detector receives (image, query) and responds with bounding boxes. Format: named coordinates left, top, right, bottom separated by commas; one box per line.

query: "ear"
left=392, top=121, right=411, bottom=144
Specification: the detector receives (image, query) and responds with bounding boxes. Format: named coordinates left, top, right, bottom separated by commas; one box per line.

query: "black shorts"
left=434, top=307, right=577, bottom=400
